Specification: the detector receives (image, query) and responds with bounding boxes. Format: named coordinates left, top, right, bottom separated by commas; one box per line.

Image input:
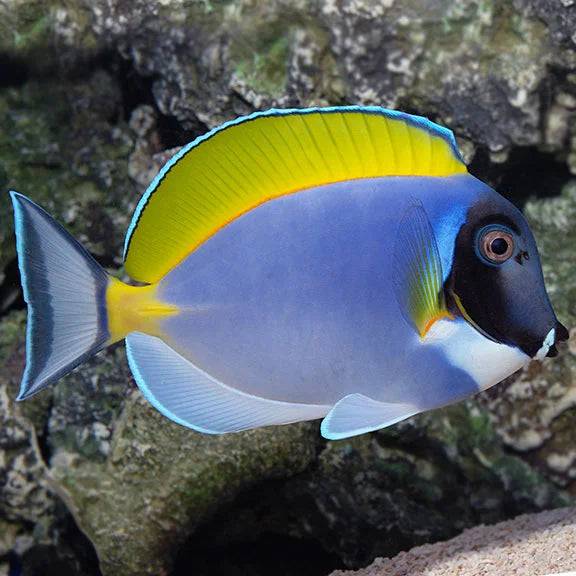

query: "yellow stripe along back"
left=123, top=107, right=467, bottom=283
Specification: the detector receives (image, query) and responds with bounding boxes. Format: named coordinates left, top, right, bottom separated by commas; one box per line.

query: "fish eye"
left=477, top=227, right=515, bottom=264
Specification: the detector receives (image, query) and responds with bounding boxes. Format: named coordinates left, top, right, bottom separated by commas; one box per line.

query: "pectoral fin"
left=320, top=394, right=419, bottom=440
left=393, top=203, right=452, bottom=338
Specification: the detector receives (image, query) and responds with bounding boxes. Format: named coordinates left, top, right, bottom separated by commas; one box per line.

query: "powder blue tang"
left=9, top=106, right=567, bottom=440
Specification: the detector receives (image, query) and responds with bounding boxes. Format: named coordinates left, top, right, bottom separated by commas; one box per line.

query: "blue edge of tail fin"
left=10, top=191, right=110, bottom=400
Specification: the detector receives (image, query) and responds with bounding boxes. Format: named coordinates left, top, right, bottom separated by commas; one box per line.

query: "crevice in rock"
left=108, top=54, right=204, bottom=148
left=156, top=112, right=206, bottom=150
left=19, top=504, right=102, bottom=576
left=0, top=53, right=29, bottom=87
left=107, top=54, right=156, bottom=123
left=170, top=475, right=345, bottom=576
left=172, top=532, right=342, bottom=576
left=468, top=147, right=572, bottom=208
left=0, top=258, right=25, bottom=317
left=35, top=396, right=55, bottom=466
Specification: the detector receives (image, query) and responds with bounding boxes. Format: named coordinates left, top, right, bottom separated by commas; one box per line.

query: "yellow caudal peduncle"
left=106, top=277, right=179, bottom=343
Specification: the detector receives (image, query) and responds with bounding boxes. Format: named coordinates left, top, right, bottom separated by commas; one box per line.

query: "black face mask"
left=445, top=200, right=568, bottom=358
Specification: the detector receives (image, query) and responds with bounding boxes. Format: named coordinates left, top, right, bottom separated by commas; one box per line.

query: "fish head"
left=446, top=185, right=569, bottom=360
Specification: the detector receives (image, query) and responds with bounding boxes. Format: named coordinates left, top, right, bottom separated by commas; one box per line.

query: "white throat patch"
left=423, top=319, right=530, bottom=391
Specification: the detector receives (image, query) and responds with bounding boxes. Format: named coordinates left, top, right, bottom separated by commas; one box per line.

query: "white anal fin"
left=320, top=394, right=419, bottom=440
left=125, top=332, right=329, bottom=434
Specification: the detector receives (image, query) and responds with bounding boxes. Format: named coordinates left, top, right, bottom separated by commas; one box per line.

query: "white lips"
left=535, top=328, right=556, bottom=361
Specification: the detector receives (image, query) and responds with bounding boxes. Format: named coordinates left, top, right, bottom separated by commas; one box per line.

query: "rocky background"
left=0, top=1, right=575, bottom=575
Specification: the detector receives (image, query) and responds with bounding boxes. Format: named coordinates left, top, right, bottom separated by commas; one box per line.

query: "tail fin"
left=10, top=192, right=110, bottom=400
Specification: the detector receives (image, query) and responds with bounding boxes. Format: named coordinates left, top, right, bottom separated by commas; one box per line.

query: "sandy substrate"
left=331, top=507, right=576, bottom=576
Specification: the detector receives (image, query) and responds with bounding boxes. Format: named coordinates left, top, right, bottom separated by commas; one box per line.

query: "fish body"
left=10, top=106, right=569, bottom=439
left=159, top=175, right=515, bottom=409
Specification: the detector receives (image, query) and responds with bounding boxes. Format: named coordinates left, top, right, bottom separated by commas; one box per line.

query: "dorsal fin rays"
left=124, top=106, right=467, bottom=283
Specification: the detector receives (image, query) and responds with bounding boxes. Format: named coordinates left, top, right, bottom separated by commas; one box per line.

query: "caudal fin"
left=10, top=192, right=110, bottom=400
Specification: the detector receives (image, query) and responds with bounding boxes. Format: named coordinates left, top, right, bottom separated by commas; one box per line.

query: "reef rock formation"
left=0, top=1, right=575, bottom=575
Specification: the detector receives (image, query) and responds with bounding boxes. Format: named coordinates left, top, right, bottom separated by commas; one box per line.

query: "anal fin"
left=320, top=394, right=419, bottom=440
left=125, top=332, right=329, bottom=434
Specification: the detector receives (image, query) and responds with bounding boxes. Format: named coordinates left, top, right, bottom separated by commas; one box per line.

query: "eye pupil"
left=490, top=237, right=508, bottom=255
left=479, top=228, right=515, bottom=263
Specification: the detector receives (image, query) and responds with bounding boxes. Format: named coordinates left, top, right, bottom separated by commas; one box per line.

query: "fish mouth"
left=536, top=321, right=570, bottom=359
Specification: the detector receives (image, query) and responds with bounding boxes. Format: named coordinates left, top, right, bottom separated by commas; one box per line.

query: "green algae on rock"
left=51, top=398, right=320, bottom=576
left=0, top=73, right=135, bottom=277
left=1, top=0, right=576, bottom=574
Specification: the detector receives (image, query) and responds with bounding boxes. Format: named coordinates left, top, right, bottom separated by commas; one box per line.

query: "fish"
left=9, top=106, right=569, bottom=440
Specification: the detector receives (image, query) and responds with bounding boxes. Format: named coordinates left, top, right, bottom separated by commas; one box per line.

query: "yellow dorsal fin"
left=123, top=107, right=467, bottom=283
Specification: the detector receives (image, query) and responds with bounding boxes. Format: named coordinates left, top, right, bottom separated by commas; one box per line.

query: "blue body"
left=10, top=104, right=562, bottom=439
left=158, top=174, right=494, bottom=410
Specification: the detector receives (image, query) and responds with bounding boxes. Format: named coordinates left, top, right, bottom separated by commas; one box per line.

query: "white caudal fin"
left=125, top=332, right=330, bottom=433
left=10, top=192, right=110, bottom=400
left=320, top=394, right=419, bottom=440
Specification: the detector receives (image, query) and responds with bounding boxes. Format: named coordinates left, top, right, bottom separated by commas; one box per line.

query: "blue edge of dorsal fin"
left=123, top=105, right=463, bottom=262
